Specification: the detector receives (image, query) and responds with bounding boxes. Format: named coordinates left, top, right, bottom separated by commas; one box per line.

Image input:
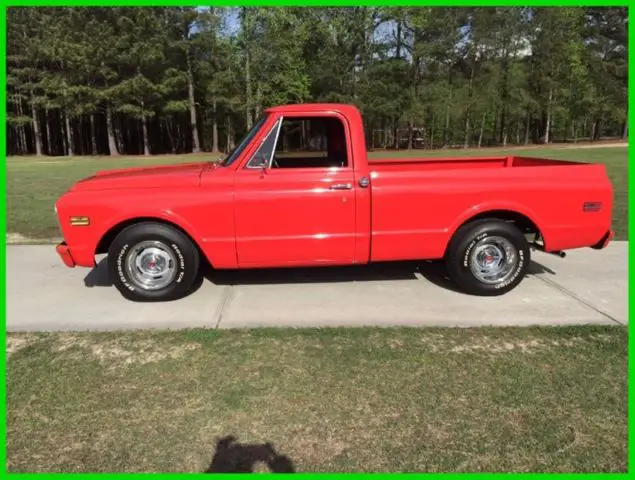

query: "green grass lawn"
left=7, top=325, right=627, bottom=473
left=6, top=146, right=628, bottom=241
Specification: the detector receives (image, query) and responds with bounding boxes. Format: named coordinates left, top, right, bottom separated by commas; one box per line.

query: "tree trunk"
left=77, top=117, right=84, bottom=156
left=392, top=119, right=399, bottom=150
left=106, top=106, right=119, bottom=155
left=463, top=53, right=476, bottom=149
left=524, top=112, right=530, bottom=145
left=477, top=112, right=486, bottom=148
left=31, top=101, right=43, bottom=156
left=255, top=84, right=262, bottom=119
left=8, top=128, right=14, bottom=155
left=572, top=121, right=577, bottom=143
left=245, top=49, right=252, bottom=130
left=499, top=53, right=510, bottom=144
left=464, top=114, right=471, bottom=148
left=45, top=108, right=53, bottom=155
left=381, top=117, right=387, bottom=148
left=463, top=114, right=470, bottom=148
left=90, top=114, right=98, bottom=155
left=226, top=113, right=233, bottom=153
left=16, top=96, right=28, bottom=154
left=592, top=118, right=601, bottom=141
left=137, top=120, right=143, bottom=153
left=407, top=121, right=413, bottom=149
left=61, top=113, right=67, bottom=155
left=65, top=111, right=74, bottom=156
left=499, top=109, right=507, bottom=144
left=20, top=125, right=27, bottom=154
left=622, top=122, right=628, bottom=141
left=12, top=127, right=21, bottom=155
left=165, top=118, right=175, bottom=153
left=186, top=49, right=201, bottom=153
left=141, top=114, right=150, bottom=156
left=443, top=106, right=451, bottom=147
left=116, top=113, right=125, bottom=154
left=544, top=87, right=553, bottom=144
left=492, top=105, right=499, bottom=144
left=211, top=99, right=219, bottom=153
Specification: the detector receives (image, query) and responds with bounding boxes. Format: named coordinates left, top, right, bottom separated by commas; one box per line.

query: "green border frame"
left=1, top=1, right=630, bottom=476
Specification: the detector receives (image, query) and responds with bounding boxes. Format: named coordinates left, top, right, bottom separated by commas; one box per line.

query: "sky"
left=194, top=7, right=532, bottom=58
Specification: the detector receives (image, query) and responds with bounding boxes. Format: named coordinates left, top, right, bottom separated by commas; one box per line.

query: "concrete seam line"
left=531, top=274, right=624, bottom=326
left=213, top=285, right=235, bottom=329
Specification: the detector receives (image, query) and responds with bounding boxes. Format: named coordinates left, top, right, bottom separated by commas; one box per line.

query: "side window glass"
left=272, top=117, right=349, bottom=169
left=246, top=119, right=281, bottom=168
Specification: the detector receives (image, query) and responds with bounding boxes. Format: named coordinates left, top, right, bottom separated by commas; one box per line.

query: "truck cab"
left=221, top=104, right=372, bottom=267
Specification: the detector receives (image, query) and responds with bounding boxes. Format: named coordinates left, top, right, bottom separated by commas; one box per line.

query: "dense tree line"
left=6, top=6, right=628, bottom=156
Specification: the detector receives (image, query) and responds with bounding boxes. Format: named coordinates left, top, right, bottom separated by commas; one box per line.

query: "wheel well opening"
left=447, top=210, right=542, bottom=257
left=463, top=210, right=541, bottom=237
left=95, top=218, right=208, bottom=265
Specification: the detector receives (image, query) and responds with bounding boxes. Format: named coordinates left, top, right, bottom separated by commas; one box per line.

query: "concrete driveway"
left=6, top=243, right=628, bottom=331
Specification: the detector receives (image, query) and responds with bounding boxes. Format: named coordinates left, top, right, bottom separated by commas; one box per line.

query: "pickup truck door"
left=233, top=114, right=357, bottom=267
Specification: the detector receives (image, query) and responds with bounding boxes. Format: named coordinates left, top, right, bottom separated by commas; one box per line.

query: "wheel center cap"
left=141, top=253, right=165, bottom=273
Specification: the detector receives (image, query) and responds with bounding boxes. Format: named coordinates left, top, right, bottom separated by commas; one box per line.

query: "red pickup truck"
left=55, top=103, right=614, bottom=302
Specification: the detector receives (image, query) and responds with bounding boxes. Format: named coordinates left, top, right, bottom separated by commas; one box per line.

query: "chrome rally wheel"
left=468, top=236, right=519, bottom=285
left=125, top=240, right=178, bottom=291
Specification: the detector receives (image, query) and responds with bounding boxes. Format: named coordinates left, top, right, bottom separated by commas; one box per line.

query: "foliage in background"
left=6, top=7, right=628, bottom=156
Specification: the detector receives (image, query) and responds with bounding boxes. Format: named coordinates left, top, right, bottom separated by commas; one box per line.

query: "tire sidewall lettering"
left=116, top=244, right=136, bottom=291
left=171, top=243, right=186, bottom=284
left=493, top=247, right=525, bottom=289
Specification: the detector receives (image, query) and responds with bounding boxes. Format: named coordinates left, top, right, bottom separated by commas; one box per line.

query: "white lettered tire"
left=107, top=222, right=200, bottom=302
left=445, top=219, right=530, bottom=296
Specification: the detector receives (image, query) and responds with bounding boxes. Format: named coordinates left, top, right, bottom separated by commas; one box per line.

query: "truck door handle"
left=329, top=183, right=353, bottom=190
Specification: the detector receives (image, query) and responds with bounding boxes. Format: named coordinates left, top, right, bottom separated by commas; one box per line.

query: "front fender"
left=97, top=209, right=205, bottom=254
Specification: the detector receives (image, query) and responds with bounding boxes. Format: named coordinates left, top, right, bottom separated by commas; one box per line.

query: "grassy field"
left=6, top=325, right=627, bottom=473
left=6, top=146, right=628, bottom=241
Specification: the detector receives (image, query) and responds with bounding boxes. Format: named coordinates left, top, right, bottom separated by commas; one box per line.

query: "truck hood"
left=70, top=162, right=213, bottom=192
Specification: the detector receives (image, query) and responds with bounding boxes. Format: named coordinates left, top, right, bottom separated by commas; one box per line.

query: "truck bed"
left=366, top=154, right=612, bottom=262
left=369, top=155, right=580, bottom=172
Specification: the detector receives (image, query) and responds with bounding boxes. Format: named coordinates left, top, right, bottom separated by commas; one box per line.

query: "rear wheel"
left=108, top=222, right=200, bottom=302
left=445, top=219, right=530, bottom=296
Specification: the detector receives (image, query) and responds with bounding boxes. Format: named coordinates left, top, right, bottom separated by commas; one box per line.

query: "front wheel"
left=445, top=219, right=530, bottom=296
left=107, top=222, right=200, bottom=302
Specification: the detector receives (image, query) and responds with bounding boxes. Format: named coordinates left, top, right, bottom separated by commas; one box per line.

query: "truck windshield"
left=220, top=115, right=268, bottom=167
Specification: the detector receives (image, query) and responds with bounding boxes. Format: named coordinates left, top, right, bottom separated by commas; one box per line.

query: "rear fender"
left=448, top=201, right=548, bottom=248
